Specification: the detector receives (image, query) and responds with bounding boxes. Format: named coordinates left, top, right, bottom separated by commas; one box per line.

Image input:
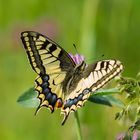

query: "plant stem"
left=74, top=111, right=83, bottom=140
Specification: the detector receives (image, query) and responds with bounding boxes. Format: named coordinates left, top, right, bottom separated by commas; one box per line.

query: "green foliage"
left=115, top=74, right=140, bottom=132
left=17, top=87, right=39, bottom=108
left=89, top=94, right=124, bottom=108
left=89, top=88, right=124, bottom=108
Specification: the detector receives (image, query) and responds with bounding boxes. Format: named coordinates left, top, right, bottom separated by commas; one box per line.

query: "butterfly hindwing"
left=21, top=31, right=76, bottom=112
left=35, top=75, right=64, bottom=113
left=61, top=60, right=123, bottom=125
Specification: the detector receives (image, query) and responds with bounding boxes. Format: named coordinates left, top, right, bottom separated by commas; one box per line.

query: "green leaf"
left=17, top=87, right=39, bottom=108
left=88, top=95, right=125, bottom=108
left=104, top=95, right=125, bottom=108
left=93, top=88, right=120, bottom=96
left=88, top=95, right=112, bottom=106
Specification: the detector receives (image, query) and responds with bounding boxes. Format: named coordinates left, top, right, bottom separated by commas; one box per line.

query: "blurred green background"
left=0, top=0, right=140, bottom=140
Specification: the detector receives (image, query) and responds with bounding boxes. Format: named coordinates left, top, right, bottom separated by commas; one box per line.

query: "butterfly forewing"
left=90, top=60, right=123, bottom=91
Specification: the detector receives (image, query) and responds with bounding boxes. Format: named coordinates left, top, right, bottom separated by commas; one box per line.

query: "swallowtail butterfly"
left=21, top=31, right=123, bottom=125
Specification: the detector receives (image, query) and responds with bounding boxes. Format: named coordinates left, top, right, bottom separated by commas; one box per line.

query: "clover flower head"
left=117, top=131, right=139, bottom=140
left=69, top=53, right=85, bottom=65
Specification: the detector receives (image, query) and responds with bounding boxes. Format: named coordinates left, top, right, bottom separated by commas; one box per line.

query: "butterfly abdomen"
left=63, top=61, right=86, bottom=94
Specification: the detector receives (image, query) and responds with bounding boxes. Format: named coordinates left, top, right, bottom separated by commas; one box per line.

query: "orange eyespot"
left=55, top=99, right=63, bottom=108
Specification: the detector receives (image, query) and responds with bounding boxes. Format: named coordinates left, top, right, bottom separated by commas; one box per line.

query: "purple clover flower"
left=116, top=131, right=139, bottom=140
left=133, top=131, right=138, bottom=140
left=117, top=133, right=125, bottom=140
left=69, top=53, right=85, bottom=65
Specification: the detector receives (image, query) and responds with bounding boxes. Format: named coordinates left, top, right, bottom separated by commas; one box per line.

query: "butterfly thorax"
left=63, top=61, right=86, bottom=95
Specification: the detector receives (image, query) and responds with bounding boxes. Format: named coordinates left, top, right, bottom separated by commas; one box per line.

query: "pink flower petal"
left=132, top=131, right=138, bottom=140
left=69, top=53, right=85, bottom=65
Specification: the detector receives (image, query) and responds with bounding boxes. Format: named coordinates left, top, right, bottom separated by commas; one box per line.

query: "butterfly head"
left=69, top=53, right=85, bottom=65
left=69, top=53, right=86, bottom=73
left=74, top=61, right=86, bottom=73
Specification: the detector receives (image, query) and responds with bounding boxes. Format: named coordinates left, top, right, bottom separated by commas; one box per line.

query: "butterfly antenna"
left=73, top=44, right=79, bottom=54
left=101, top=54, right=105, bottom=58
